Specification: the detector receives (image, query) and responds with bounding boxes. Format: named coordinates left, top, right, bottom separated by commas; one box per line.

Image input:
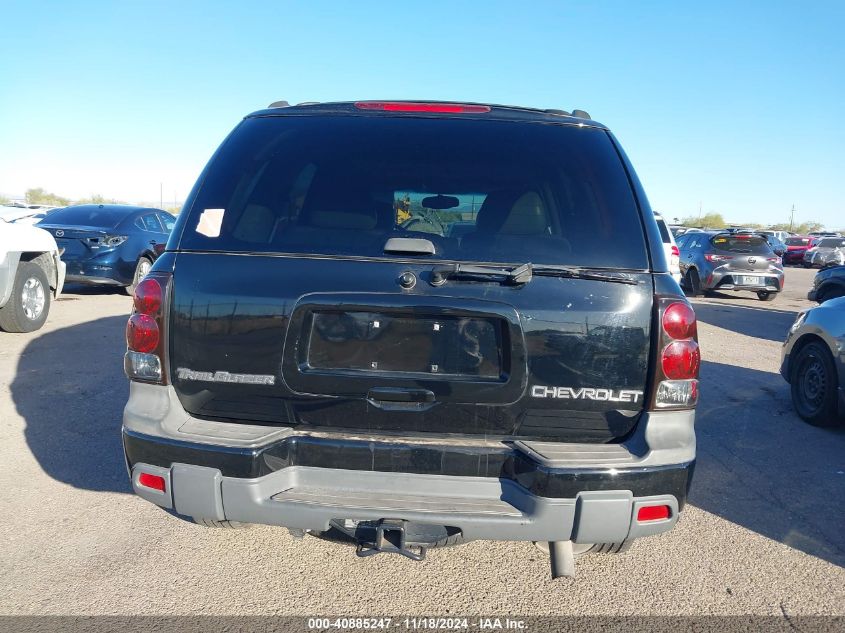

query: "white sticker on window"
left=196, top=208, right=224, bottom=238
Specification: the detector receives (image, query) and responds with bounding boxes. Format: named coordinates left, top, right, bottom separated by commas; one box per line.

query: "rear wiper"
left=532, top=266, right=640, bottom=285
left=431, top=262, right=533, bottom=286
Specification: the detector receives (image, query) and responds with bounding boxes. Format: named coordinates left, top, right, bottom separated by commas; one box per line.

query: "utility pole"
left=160, top=183, right=163, bottom=209
left=698, top=201, right=702, bottom=224
left=789, top=204, right=795, bottom=231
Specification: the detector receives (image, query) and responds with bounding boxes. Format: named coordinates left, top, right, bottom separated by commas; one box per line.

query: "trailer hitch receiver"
left=355, top=519, right=426, bottom=561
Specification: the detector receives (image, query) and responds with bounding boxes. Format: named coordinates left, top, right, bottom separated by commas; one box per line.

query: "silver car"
left=803, top=237, right=845, bottom=269
left=782, top=297, right=845, bottom=427
left=676, top=231, right=785, bottom=301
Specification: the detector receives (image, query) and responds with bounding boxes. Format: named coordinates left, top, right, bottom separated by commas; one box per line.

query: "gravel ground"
left=0, top=267, right=843, bottom=617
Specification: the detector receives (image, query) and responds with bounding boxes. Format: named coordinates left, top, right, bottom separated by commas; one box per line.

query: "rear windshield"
left=786, top=237, right=810, bottom=246
left=41, top=206, right=123, bottom=228
left=710, top=234, right=772, bottom=254
left=178, top=115, right=648, bottom=269
left=817, top=238, right=845, bottom=248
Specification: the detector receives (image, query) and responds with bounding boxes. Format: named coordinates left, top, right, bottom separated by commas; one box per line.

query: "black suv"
left=808, top=265, right=845, bottom=303
left=122, top=101, right=699, bottom=578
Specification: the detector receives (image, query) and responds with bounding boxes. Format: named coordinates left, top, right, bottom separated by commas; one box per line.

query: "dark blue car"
left=38, top=204, right=175, bottom=293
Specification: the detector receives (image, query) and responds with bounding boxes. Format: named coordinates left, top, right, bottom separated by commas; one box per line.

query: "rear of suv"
left=121, top=101, right=699, bottom=578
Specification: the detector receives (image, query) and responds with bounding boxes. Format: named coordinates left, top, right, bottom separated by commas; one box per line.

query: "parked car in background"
left=782, top=297, right=845, bottom=427
left=38, top=204, right=174, bottom=294
left=0, top=205, right=62, bottom=225
left=0, top=216, right=66, bottom=332
left=758, top=229, right=790, bottom=243
left=760, top=233, right=787, bottom=259
left=803, top=236, right=845, bottom=269
left=784, top=236, right=817, bottom=266
left=676, top=231, right=784, bottom=301
left=808, top=265, right=845, bottom=303
left=809, top=231, right=842, bottom=238
left=654, top=213, right=682, bottom=282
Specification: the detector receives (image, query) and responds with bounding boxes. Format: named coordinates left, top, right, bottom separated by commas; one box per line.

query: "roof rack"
left=571, top=109, right=591, bottom=119
left=268, top=100, right=290, bottom=108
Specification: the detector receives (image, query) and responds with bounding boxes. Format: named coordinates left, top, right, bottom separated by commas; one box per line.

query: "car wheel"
left=0, top=262, right=51, bottom=333
left=803, top=262, right=812, bottom=269
left=686, top=269, right=702, bottom=297
left=756, top=291, right=777, bottom=301
left=790, top=341, right=842, bottom=427
left=125, top=256, right=153, bottom=296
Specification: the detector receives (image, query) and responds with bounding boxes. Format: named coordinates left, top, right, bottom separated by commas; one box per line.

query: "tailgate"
left=168, top=253, right=653, bottom=442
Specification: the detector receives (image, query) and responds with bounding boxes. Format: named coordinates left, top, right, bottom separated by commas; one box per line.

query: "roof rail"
left=571, top=109, right=591, bottom=119
left=544, top=108, right=571, bottom=116
left=268, top=100, right=290, bottom=108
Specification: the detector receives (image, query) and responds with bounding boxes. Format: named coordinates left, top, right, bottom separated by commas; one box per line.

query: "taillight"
left=124, top=272, right=171, bottom=384
left=354, top=101, right=491, bottom=113
left=671, top=245, right=680, bottom=257
left=704, top=253, right=733, bottom=262
left=133, top=277, right=162, bottom=315
left=662, top=302, right=697, bottom=339
left=661, top=341, right=701, bottom=379
left=126, top=314, right=159, bottom=353
left=652, top=299, right=699, bottom=410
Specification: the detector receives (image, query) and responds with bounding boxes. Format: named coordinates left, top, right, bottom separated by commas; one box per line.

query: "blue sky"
left=1, top=1, right=843, bottom=227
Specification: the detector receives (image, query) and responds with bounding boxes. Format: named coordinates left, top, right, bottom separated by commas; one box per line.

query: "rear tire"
left=125, top=256, right=152, bottom=296
left=757, top=291, right=777, bottom=301
left=0, top=262, right=51, bottom=333
left=818, top=288, right=844, bottom=303
left=790, top=341, right=842, bottom=427
left=686, top=269, right=702, bottom=297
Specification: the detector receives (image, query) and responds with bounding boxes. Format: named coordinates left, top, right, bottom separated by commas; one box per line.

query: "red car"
left=784, top=236, right=818, bottom=265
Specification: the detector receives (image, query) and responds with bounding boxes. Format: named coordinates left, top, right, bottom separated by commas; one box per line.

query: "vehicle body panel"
left=0, top=221, right=65, bottom=307
left=808, top=265, right=845, bottom=302
left=38, top=205, right=172, bottom=286
left=785, top=236, right=817, bottom=265
left=122, top=102, right=697, bottom=561
left=654, top=214, right=682, bottom=282
left=781, top=296, right=845, bottom=412
left=676, top=231, right=784, bottom=295
left=803, top=237, right=845, bottom=269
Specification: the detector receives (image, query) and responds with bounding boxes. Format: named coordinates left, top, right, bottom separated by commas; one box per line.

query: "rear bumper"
left=65, top=273, right=124, bottom=286
left=122, top=383, right=696, bottom=543
left=705, top=270, right=782, bottom=292
left=128, top=456, right=688, bottom=543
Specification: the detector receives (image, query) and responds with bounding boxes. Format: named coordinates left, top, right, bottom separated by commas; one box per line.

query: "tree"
left=679, top=212, right=726, bottom=229
left=25, top=187, right=71, bottom=206
left=75, top=194, right=125, bottom=205
left=0, top=194, right=10, bottom=205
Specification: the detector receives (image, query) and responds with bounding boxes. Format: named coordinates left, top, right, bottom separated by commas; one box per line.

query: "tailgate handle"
left=367, top=387, right=435, bottom=403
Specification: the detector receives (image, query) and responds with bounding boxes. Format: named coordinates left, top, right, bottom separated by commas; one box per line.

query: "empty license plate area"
left=306, top=311, right=503, bottom=379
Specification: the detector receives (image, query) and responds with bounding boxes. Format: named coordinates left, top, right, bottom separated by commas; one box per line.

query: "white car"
left=0, top=217, right=66, bottom=332
left=654, top=213, right=682, bottom=283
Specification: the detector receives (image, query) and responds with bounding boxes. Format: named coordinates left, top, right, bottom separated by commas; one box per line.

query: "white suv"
left=0, top=214, right=66, bottom=332
left=654, top=213, right=681, bottom=283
